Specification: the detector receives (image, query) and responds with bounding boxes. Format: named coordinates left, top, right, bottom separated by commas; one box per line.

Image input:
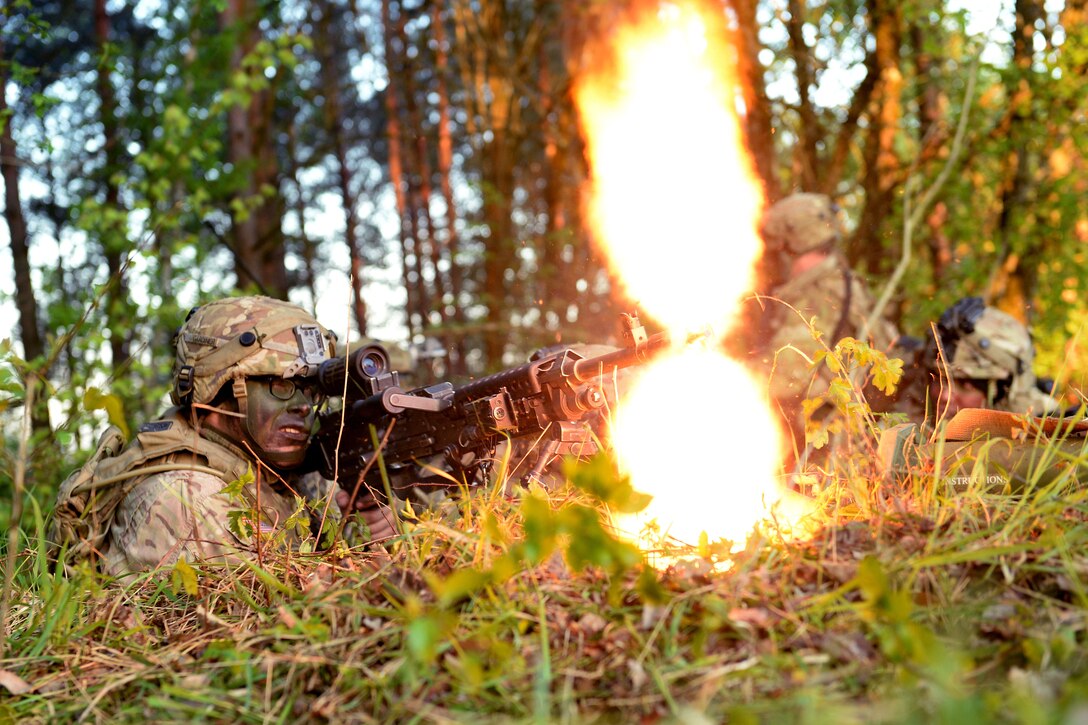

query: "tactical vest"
left=49, top=409, right=255, bottom=571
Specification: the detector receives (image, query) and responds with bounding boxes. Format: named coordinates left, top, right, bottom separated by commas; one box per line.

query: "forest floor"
left=4, top=448, right=1088, bottom=724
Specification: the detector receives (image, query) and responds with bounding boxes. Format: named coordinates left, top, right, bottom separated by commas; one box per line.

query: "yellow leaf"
left=82, top=387, right=130, bottom=439
left=173, top=557, right=199, bottom=596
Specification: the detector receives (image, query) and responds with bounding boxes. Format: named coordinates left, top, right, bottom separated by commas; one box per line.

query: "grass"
left=4, top=437, right=1088, bottom=725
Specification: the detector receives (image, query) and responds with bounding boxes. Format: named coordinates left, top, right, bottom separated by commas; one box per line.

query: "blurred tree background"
left=2, top=0, right=1087, bottom=502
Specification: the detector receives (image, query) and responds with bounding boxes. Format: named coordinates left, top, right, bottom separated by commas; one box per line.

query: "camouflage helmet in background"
left=760, top=193, right=843, bottom=254
left=171, top=296, right=337, bottom=406
left=937, top=297, right=1059, bottom=415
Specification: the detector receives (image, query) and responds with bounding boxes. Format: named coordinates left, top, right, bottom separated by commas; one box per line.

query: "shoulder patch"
left=138, top=421, right=174, bottom=433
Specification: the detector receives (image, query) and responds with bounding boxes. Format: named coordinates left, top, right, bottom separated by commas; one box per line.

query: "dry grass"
left=4, top=445, right=1088, bottom=724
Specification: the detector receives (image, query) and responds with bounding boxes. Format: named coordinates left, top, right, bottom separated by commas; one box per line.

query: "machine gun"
left=307, top=314, right=672, bottom=501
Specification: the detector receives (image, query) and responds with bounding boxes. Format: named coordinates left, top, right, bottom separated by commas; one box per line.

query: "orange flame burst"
left=574, top=1, right=815, bottom=563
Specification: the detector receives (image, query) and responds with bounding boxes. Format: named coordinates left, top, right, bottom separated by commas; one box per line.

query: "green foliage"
left=806, top=337, right=902, bottom=452
left=0, top=342, right=24, bottom=414
left=565, top=453, right=652, bottom=514
left=220, top=466, right=255, bottom=501
left=4, top=1, right=1088, bottom=717
left=6, top=440, right=1088, bottom=721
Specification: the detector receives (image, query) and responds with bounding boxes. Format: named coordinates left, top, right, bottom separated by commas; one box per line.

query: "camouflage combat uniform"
left=101, top=411, right=306, bottom=575
left=751, top=194, right=899, bottom=452
left=881, top=297, right=1059, bottom=422
left=51, top=296, right=339, bottom=574
left=759, top=251, right=899, bottom=407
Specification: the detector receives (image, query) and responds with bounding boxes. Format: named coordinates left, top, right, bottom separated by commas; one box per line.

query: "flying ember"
left=574, top=1, right=815, bottom=562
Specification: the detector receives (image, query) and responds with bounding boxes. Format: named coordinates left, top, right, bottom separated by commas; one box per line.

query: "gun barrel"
left=570, top=330, right=672, bottom=382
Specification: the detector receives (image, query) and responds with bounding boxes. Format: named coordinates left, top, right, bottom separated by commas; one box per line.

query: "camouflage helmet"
left=938, top=297, right=1059, bottom=415
left=761, top=193, right=843, bottom=254
left=938, top=298, right=1032, bottom=381
left=171, top=296, right=337, bottom=406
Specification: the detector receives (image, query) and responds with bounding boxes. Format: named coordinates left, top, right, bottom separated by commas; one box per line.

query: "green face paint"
left=243, top=377, right=321, bottom=469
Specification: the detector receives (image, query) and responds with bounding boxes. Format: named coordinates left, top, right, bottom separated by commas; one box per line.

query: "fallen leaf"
left=728, top=607, right=774, bottom=630
left=0, top=670, right=31, bottom=695
left=578, top=612, right=607, bottom=635
left=640, top=604, right=667, bottom=630
left=626, top=658, right=648, bottom=689
left=278, top=605, right=299, bottom=629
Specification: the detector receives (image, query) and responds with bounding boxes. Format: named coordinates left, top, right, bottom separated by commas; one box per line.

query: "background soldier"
left=883, top=296, right=1060, bottom=421
left=751, top=192, right=900, bottom=460
left=51, top=296, right=395, bottom=575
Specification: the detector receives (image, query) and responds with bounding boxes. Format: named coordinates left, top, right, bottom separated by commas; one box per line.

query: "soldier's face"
left=243, top=377, right=320, bottom=468
left=934, top=379, right=987, bottom=416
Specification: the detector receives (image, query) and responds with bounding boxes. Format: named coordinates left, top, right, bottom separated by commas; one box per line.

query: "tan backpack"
left=48, top=416, right=247, bottom=572
left=48, top=425, right=128, bottom=570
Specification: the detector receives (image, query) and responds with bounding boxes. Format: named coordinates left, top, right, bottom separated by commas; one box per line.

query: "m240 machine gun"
left=307, top=314, right=673, bottom=501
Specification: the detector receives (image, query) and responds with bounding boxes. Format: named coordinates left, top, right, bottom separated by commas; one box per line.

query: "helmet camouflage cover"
left=171, top=296, right=337, bottom=406
left=761, top=193, right=843, bottom=254
left=938, top=297, right=1058, bottom=414
left=939, top=298, right=1032, bottom=381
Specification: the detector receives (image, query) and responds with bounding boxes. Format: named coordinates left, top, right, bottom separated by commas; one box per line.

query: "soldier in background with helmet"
left=878, top=298, right=1067, bottom=493
left=751, top=192, right=900, bottom=460
left=50, top=296, right=395, bottom=575
left=884, top=296, right=1060, bottom=421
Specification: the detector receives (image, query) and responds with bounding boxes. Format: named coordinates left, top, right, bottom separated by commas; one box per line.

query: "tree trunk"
left=404, top=40, right=444, bottom=331
left=432, top=1, right=467, bottom=374
left=537, top=55, right=566, bottom=334
left=987, top=0, right=1046, bottom=319
left=95, top=0, right=132, bottom=382
left=785, top=0, right=821, bottom=192
left=848, top=0, right=904, bottom=275
left=727, top=0, right=780, bottom=201
left=393, top=7, right=431, bottom=337
left=317, top=0, right=368, bottom=336
left=382, top=0, right=418, bottom=341
left=452, top=0, right=519, bottom=367
left=287, top=119, right=320, bottom=309
left=221, top=0, right=288, bottom=298
left=0, top=40, right=51, bottom=435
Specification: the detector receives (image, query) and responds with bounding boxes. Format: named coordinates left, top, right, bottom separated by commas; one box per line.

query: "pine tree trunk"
left=221, top=0, right=288, bottom=298
left=287, top=120, right=320, bottom=309
left=318, top=0, right=368, bottom=336
left=728, top=0, right=780, bottom=201
left=431, top=1, right=468, bottom=373
left=849, top=0, right=904, bottom=275
left=382, top=0, right=418, bottom=342
left=987, top=0, right=1047, bottom=319
left=403, top=43, right=445, bottom=330
left=785, top=0, right=820, bottom=192
left=95, top=0, right=132, bottom=380
left=0, top=40, right=50, bottom=435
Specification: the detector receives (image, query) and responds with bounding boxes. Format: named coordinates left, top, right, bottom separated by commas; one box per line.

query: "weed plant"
left=3, top=434, right=1088, bottom=724
left=5, top=336, right=1088, bottom=723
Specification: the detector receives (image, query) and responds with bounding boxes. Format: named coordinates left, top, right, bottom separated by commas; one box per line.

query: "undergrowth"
left=4, top=445, right=1088, bottom=724
left=5, top=335, right=1088, bottom=723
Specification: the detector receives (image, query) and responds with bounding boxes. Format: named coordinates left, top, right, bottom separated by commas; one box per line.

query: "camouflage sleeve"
left=104, top=469, right=300, bottom=575
left=762, top=319, right=829, bottom=404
